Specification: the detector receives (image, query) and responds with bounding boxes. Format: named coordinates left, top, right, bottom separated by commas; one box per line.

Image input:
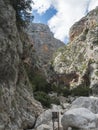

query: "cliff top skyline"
left=31, top=0, right=98, bottom=43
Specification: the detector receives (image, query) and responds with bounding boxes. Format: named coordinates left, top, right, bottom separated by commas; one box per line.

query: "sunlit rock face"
left=69, top=7, right=98, bottom=42
left=53, top=7, right=98, bottom=92
left=27, top=23, right=64, bottom=66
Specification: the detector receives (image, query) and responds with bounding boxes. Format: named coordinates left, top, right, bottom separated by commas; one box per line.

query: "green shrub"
left=24, top=64, right=52, bottom=93
left=51, top=85, right=70, bottom=97
left=71, top=86, right=92, bottom=96
left=32, top=75, right=52, bottom=93
left=50, top=97, right=60, bottom=105
left=11, top=0, right=34, bottom=26
left=95, top=71, right=98, bottom=77
left=62, top=87, right=71, bottom=97
left=51, top=85, right=58, bottom=92
left=93, top=40, right=98, bottom=45
left=34, top=91, right=61, bottom=108
left=34, top=91, right=51, bottom=108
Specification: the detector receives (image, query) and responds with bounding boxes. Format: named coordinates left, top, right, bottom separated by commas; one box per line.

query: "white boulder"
left=71, top=96, right=98, bottom=113
left=35, top=124, right=51, bottom=130
left=35, top=109, right=52, bottom=128
left=35, top=105, right=64, bottom=130
left=61, top=108, right=97, bottom=130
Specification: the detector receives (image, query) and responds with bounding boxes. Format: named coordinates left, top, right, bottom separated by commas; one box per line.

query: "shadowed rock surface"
left=0, top=0, right=43, bottom=129
left=0, top=0, right=64, bottom=129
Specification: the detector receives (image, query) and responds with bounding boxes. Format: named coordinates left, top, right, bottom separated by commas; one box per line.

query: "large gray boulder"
left=71, top=97, right=98, bottom=113
left=61, top=108, right=97, bottom=130
left=35, top=106, right=63, bottom=130
left=35, top=124, right=50, bottom=130
left=35, top=109, right=52, bottom=128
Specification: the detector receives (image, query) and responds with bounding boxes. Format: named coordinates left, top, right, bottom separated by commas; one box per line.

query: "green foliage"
left=34, top=91, right=51, bottom=108
left=72, top=128, right=79, bottom=130
left=51, top=85, right=70, bottom=97
left=95, top=71, right=98, bottom=77
left=50, top=97, right=60, bottom=105
left=32, top=75, right=52, bottom=93
left=93, top=40, right=98, bottom=45
left=71, top=86, right=92, bottom=96
left=62, top=87, right=71, bottom=97
left=11, top=0, right=34, bottom=26
left=34, top=91, right=60, bottom=108
left=0, top=88, right=2, bottom=97
left=24, top=64, right=52, bottom=93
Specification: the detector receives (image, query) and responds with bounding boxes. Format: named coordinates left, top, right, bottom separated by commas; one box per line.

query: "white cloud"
left=31, top=0, right=98, bottom=43
left=88, top=0, right=98, bottom=11
left=31, top=0, right=52, bottom=14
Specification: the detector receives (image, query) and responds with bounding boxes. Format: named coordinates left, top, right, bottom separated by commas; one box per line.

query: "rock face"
left=53, top=7, right=98, bottom=92
left=27, top=23, right=64, bottom=67
left=0, top=0, right=44, bottom=130
left=69, top=8, right=98, bottom=42
left=0, top=0, right=64, bottom=129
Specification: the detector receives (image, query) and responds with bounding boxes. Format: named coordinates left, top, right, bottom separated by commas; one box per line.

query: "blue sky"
left=31, top=0, right=98, bottom=43
left=33, top=7, right=57, bottom=24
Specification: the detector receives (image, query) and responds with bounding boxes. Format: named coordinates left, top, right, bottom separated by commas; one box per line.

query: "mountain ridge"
left=52, top=6, right=98, bottom=93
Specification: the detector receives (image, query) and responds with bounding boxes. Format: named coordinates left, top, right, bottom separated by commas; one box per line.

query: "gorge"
left=0, top=0, right=98, bottom=130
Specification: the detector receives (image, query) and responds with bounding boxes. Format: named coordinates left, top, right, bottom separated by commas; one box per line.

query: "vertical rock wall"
left=0, top=0, right=43, bottom=129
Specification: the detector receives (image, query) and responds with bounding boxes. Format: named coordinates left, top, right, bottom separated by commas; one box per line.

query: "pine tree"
left=11, top=0, right=34, bottom=25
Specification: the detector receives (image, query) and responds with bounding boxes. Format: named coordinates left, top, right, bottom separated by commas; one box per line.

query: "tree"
left=11, top=0, right=34, bottom=25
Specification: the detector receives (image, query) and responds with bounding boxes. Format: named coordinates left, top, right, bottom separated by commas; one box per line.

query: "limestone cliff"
left=27, top=23, right=64, bottom=75
left=53, top=7, right=98, bottom=93
left=0, top=1, right=45, bottom=130
left=0, top=0, right=64, bottom=129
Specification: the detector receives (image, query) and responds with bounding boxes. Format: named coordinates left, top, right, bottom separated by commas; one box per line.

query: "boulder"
left=35, top=109, right=52, bottom=128
left=61, top=108, right=97, bottom=130
left=35, top=106, right=63, bottom=130
left=35, top=124, right=50, bottom=130
left=34, top=124, right=63, bottom=130
left=71, top=96, right=98, bottom=113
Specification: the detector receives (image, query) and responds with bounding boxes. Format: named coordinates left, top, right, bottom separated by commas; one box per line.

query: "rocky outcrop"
left=33, top=105, right=63, bottom=130
left=61, top=96, right=98, bottom=130
left=52, top=7, right=98, bottom=92
left=0, top=0, right=44, bottom=130
left=0, top=0, right=65, bottom=129
left=1, top=0, right=98, bottom=129
left=69, top=8, right=98, bottom=42
left=27, top=23, right=64, bottom=66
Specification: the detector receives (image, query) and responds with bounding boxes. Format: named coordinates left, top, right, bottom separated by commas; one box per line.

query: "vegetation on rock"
left=11, top=0, right=34, bottom=25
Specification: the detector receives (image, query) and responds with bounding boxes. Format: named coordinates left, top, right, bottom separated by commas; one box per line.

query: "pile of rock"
left=31, top=97, right=98, bottom=130
left=61, top=97, right=98, bottom=130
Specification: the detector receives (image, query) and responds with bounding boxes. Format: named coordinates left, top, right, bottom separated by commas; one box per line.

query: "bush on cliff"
left=71, top=86, right=92, bottom=96
left=34, top=91, right=51, bottom=108
left=34, top=91, right=60, bottom=108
